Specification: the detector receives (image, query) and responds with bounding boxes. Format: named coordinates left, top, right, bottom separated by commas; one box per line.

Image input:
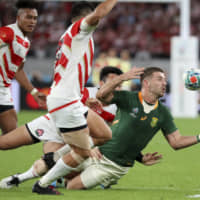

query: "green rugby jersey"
left=99, top=90, right=177, bottom=167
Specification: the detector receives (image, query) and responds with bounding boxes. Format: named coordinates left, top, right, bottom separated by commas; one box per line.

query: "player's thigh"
left=0, top=108, right=17, bottom=134
left=87, top=109, right=111, bottom=139
left=62, top=127, right=90, bottom=150
left=0, top=125, right=34, bottom=149
left=43, top=142, right=64, bottom=154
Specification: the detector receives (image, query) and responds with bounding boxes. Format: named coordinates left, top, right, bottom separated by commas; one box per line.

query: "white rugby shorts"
left=47, top=98, right=88, bottom=129
left=26, top=114, right=64, bottom=144
left=0, top=86, right=13, bottom=105
left=80, top=155, right=130, bottom=189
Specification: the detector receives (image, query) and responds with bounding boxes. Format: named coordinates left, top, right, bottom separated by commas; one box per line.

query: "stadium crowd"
left=0, top=0, right=200, bottom=59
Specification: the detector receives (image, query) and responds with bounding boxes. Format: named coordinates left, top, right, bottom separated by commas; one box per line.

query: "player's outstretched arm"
left=96, top=67, right=144, bottom=104
left=85, top=0, right=118, bottom=26
left=165, top=130, right=199, bottom=150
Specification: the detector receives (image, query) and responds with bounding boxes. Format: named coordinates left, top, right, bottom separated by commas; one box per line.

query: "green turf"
left=0, top=110, right=200, bottom=200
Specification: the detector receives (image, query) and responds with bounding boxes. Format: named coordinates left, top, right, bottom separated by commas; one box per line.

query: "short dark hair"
left=71, top=1, right=94, bottom=20
left=140, top=67, right=164, bottom=83
left=100, top=66, right=123, bottom=82
left=16, top=0, right=38, bottom=10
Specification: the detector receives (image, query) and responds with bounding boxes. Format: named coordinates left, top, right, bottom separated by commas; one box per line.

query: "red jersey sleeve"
left=0, top=27, right=14, bottom=45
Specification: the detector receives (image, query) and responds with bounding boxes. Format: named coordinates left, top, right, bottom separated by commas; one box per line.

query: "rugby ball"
left=183, top=68, right=200, bottom=90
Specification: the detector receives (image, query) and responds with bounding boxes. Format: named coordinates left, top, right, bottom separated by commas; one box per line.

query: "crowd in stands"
left=1, top=0, right=200, bottom=59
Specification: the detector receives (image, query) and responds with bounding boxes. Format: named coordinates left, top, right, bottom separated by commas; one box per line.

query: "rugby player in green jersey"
left=65, top=66, right=200, bottom=190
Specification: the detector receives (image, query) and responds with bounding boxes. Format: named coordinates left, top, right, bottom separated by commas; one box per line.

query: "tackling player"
left=31, top=0, right=131, bottom=194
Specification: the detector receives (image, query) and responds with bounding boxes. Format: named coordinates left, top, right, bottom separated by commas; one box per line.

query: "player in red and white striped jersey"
left=0, top=1, right=46, bottom=134
left=33, top=1, right=118, bottom=194
left=82, top=66, right=124, bottom=124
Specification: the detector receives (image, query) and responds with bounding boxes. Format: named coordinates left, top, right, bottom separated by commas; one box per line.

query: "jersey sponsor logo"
left=130, top=107, right=139, bottom=118
left=140, top=116, right=147, bottom=121
left=35, top=129, right=44, bottom=137
left=150, top=117, right=158, bottom=127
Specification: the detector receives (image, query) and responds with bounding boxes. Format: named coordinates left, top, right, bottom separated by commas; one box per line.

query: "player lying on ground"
left=31, top=66, right=200, bottom=194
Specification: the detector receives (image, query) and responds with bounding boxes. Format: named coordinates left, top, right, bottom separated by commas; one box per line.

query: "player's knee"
left=70, top=150, right=86, bottom=164
left=42, top=152, right=56, bottom=170
left=33, top=159, right=48, bottom=176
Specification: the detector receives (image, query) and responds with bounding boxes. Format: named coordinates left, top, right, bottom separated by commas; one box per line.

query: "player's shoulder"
left=8, top=23, right=30, bottom=42
left=7, top=23, right=18, bottom=34
left=70, top=17, right=96, bottom=37
left=0, top=25, right=14, bottom=42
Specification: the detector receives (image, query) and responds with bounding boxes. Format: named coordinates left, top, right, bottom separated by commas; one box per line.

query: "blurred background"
left=0, top=0, right=199, bottom=114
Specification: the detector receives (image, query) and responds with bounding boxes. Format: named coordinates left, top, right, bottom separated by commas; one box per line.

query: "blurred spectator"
left=92, top=52, right=108, bottom=86
left=106, top=48, right=120, bottom=67
left=1, top=1, right=200, bottom=58
left=119, top=50, right=132, bottom=90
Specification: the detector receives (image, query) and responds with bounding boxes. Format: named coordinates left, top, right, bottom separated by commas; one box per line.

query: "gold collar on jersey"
left=138, top=92, right=158, bottom=110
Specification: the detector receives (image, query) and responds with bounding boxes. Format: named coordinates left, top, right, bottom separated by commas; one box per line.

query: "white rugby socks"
left=39, top=158, right=77, bottom=187
left=18, top=166, right=39, bottom=182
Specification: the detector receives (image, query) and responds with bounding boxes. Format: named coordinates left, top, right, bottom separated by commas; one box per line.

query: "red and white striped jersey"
left=82, top=87, right=117, bottom=123
left=0, top=23, right=30, bottom=87
left=48, top=18, right=96, bottom=102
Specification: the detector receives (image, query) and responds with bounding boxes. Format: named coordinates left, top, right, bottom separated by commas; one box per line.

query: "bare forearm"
left=96, top=74, right=124, bottom=104
left=86, top=0, right=117, bottom=25
left=172, top=135, right=198, bottom=150
left=95, top=0, right=117, bottom=18
left=97, top=67, right=144, bottom=104
left=15, top=69, right=34, bottom=93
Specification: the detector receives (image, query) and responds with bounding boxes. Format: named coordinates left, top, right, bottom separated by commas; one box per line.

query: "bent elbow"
left=170, top=143, right=181, bottom=151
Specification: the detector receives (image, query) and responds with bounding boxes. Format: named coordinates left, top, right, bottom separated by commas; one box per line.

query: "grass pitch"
left=0, top=110, right=200, bottom=200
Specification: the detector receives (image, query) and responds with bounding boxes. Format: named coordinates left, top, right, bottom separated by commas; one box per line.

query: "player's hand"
left=121, top=66, right=144, bottom=81
left=90, top=147, right=102, bottom=160
left=142, top=152, right=162, bottom=166
left=32, top=92, right=46, bottom=108
left=85, top=98, right=103, bottom=112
